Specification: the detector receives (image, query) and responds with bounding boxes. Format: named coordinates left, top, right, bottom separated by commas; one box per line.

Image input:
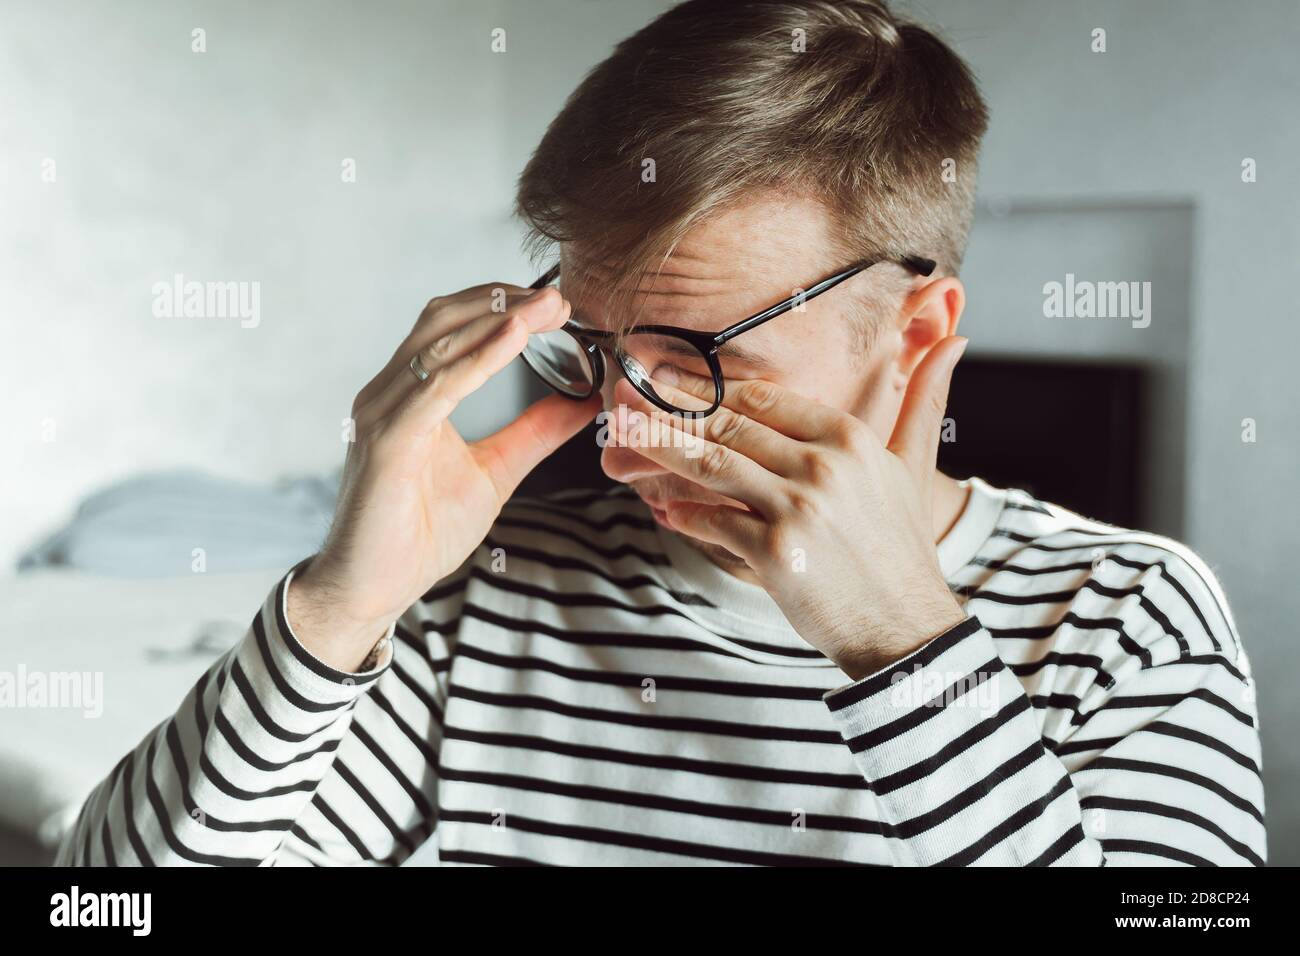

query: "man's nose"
left=598, top=377, right=670, bottom=483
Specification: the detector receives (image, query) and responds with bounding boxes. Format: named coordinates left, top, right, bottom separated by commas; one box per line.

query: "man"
left=59, top=0, right=1264, bottom=866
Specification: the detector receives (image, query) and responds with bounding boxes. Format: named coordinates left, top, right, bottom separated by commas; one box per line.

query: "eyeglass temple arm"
left=526, top=255, right=937, bottom=342
left=530, top=264, right=561, bottom=290
left=713, top=255, right=937, bottom=345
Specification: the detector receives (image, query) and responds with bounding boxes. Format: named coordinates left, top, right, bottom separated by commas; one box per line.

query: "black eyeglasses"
left=520, top=255, right=936, bottom=417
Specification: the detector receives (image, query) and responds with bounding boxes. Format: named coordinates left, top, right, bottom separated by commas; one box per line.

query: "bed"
left=0, top=566, right=284, bottom=864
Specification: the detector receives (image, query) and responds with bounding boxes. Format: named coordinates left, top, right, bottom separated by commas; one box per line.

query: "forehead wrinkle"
left=567, top=249, right=733, bottom=284
left=568, top=275, right=745, bottom=329
left=636, top=286, right=745, bottom=333
left=561, top=245, right=837, bottom=358
left=560, top=262, right=735, bottom=325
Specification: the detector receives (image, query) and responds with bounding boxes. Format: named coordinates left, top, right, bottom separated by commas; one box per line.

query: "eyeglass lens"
left=521, top=327, right=715, bottom=412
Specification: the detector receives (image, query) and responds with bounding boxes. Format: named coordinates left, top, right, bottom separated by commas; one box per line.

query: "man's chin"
left=627, top=490, right=757, bottom=576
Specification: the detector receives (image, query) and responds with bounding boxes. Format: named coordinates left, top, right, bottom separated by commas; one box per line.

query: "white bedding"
left=0, top=568, right=284, bottom=847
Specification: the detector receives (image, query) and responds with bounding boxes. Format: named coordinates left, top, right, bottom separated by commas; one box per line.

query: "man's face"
left=562, top=192, right=912, bottom=568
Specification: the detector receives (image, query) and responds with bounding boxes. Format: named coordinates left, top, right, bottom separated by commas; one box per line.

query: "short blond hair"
left=516, top=0, right=989, bottom=331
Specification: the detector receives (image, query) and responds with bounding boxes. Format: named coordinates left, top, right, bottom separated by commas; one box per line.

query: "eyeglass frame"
left=522, top=254, right=937, bottom=418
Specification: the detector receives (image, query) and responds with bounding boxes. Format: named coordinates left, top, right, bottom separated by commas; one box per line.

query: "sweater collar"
left=648, top=476, right=1007, bottom=661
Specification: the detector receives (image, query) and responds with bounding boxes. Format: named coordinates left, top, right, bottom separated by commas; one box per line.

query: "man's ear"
left=891, top=276, right=966, bottom=389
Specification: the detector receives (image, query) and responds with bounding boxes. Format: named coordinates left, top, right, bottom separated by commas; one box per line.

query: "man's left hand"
left=612, top=336, right=971, bottom=681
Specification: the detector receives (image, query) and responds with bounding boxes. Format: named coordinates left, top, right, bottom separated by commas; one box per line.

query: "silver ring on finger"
left=409, top=352, right=431, bottom=383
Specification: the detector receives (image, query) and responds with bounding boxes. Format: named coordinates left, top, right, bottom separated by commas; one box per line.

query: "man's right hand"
left=287, top=282, right=601, bottom=671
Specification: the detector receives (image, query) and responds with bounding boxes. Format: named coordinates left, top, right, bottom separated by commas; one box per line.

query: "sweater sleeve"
left=54, top=565, right=397, bottom=867
left=824, top=557, right=1265, bottom=867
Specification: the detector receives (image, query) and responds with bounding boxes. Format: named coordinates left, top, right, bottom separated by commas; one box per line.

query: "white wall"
left=898, top=0, right=1300, bottom=861
left=2, top=0, right=664, bottom=572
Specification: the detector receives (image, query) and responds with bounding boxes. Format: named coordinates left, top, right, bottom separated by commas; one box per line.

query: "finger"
left=395, top=287, right=564, bottom=392
left=662, top=501, right=767, bottom=563
left=403, top=286, right=568, bottom=379
left=356, top=286, right=563, bottom=413
left=409, top=282, right=534, bottom=339
left=364, top=290, right=570, bottom=423
left=624, top=369, right=805, bottom=477
left=390, top=314, right=534, bottom=438
left=410, top=285, right=561, bottom=351
left=887, top=335, right=968, bottom=480
left=610, top=379, right=785, bottom=515
left=472, top=393, right=602, bottom=503
left=712, top=375, right=844, bottom=442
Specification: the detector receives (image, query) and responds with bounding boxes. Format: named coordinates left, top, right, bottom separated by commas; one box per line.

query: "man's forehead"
left=561, top=192, right=840, bottom=331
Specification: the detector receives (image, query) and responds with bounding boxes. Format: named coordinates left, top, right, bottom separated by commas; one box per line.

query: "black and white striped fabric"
left=58, top=478, right=1265, bottom=866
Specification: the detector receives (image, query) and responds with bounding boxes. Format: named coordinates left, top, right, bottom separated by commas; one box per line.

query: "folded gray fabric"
left=17, top=470, right=339, bottom=577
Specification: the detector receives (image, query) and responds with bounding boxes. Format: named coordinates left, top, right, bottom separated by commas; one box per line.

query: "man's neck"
left=694, top=471, right=971, bottom=586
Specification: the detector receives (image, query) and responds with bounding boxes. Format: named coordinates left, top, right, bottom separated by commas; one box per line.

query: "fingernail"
left=950, top=337, right=969, bottom=368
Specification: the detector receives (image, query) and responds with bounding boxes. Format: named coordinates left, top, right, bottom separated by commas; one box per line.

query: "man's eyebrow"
left=715, top=340, right=776, bottom=368
left=657, top=334, right=775, bottom=369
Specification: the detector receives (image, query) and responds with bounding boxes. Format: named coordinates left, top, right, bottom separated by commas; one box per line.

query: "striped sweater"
left=57, top=477, right=1266, bottom=866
